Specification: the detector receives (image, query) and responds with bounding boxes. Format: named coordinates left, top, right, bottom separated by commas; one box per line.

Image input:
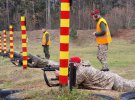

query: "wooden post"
left=9, top=25, right=14, bottom=60
left=21, top=16, right=27, bottom=69
left=3, top=30, right=7, bottom=54
left=59, top=0, right=70, bottom=86
left=0, top=34, right=2, bottom=53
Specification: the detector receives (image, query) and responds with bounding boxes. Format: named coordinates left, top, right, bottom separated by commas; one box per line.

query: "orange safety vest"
left=42, top=31, right=51, bottom=45
left=96, top=17, right=112, bottom=44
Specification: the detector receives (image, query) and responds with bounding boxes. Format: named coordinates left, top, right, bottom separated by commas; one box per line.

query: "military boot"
left=101, top=63, right=109, bottom=71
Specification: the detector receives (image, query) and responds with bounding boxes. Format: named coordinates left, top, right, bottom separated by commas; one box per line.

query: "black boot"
left=101, top=68, right=109, bottom=71
left=101, top=63, right=109, bottom=71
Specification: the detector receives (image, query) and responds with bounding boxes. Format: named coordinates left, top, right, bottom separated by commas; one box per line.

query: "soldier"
left=91, top=10, right=112, bottom=71
left=11, top=52, right=58, bottom=68
left=27, top=54, right=48, bottom=68
left=11, top=52, right=23, bottom=66
left=55, top=57, right=135, bottom=92
left=41, top=28, right=51, bottom=59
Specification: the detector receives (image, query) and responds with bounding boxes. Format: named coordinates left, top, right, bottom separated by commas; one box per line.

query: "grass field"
left=0, top=30, right=135, bottom=99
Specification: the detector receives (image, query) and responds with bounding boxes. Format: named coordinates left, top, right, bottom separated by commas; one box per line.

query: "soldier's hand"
left=55, top=70, right=59, bottom=77
left=92, top=32, right=96, bottom=36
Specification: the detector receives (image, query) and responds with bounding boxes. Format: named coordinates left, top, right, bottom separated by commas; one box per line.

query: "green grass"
left=1, top=31, right=135, bottom=99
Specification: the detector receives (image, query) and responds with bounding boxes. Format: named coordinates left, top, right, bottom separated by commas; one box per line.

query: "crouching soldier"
left=55, top=57, right=135, bottom=92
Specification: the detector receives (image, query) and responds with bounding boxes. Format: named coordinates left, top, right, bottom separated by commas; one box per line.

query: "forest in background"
left=0, top=0, right=135, bottom=35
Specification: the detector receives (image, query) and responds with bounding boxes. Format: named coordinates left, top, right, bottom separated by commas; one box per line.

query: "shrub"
left=70, top=29, right=78, bottom=40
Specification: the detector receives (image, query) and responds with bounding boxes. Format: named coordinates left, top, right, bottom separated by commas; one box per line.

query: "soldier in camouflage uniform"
left=27, top=54, right=48, bottom=68
left=74, top=57, right=135, bottom=92
left=97, top=44, right=108, bottom=71
left=91, top=10, right=112, bottom=71
left=11, top=51, right=23, bottom=66
left=55, top=57, right=135, bottom=92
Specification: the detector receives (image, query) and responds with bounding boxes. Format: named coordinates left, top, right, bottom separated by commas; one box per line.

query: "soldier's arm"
left=76, top=70, right=85, bottom=85
left=95, top=22, right=106, bottom=36
left=27, top=58, right=38, bottom=68
left=28, top=63, right=34, bottom=68
left=31, top=58, right=39, bottom=67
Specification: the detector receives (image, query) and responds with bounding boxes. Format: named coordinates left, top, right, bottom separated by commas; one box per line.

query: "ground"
left=0, top=29, right=135, bottom=99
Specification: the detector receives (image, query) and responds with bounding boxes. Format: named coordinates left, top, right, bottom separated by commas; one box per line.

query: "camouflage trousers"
left=97, top=44, right=108, bottom=69
left=43, top=45, right=50, bottom=59
left=110, top=72, right=135, bottom=92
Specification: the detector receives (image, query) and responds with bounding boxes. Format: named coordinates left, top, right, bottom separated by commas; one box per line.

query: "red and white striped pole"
left=3, top=30, right=7, bottom=54
left=9, top=25, right=14, bottom=60
left=21, top=16, right=27, bottom=69
left=0, top=34, right=2, bottom=53
left=59, top=0, right=70, bottom=86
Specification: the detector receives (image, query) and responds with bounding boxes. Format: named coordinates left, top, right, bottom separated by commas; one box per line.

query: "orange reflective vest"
left=96, top=17, right=112, bottom=44
left=42, top=31, right=51, bottom=45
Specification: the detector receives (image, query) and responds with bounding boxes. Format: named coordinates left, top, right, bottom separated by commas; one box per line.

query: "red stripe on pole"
left=60, top=27, right=69, bottom=35
left=59, top=76, right=68, bottom=84
left=61, top=11, right=70, bottom=19
left=60, top=59, right=69, bottom=68
left=60, top=43, right=69, bottom=51
left=23, top=56, right=27, bottom=60
left=10, top=46, right=13, bottom=48
left=10, top=40, right=13, bottom=43
left=23, top=65, right=27, bottom=69
left=21, top=21, right=26, bottom=26
left=61, top=0, right=70, bottom=2
left=22, top=39, right=26, bottom=43
left=22, top=47, right=27, bottom=51
left=10, top=52, right=13, bottom=55
left=10, top=29, right=13, bottom=31
left=22, top=30, right=26, bottom=34
left=10, top=34, right=13, bottom=37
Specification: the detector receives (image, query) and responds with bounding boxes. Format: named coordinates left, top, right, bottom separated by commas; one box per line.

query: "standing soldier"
left=42, top=28, right=51, bottom=59
left=91, top=10, right=112, bottom=71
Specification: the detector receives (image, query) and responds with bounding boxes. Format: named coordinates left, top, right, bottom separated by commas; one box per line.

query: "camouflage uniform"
left=76, top=65, right=135, bottom=92
left=28, top=54, right=48, bottom=68
left=11, top=52, right=23, bottom=66
left=97, top=44, right=108, bottom=70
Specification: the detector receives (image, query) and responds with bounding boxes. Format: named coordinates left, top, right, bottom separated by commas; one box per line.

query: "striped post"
left=59, top=0, right=70, bottom=85
left=21, top=16, right=27, bottom=69
left=0, top=34, right=2, bottom=53
left=9, top=25, right=14, bottom=60
left=3, top=30, right=7, bottom=54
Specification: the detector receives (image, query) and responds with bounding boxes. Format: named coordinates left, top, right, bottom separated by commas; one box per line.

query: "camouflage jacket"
left=76, top=65, right=135, bottom=92
left=28, top=55, right=48, bottom=68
